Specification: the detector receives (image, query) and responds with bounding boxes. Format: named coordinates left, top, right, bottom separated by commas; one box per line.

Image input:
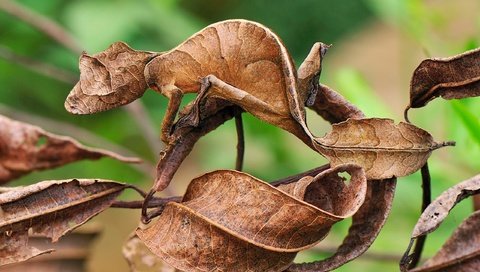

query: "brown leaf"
left=0, top=179, right=126, bottom=266
left=307, top=84, right=365, bottom=124
left=154, top=105, right=238, bottom=191
left=408, top=47, right=480, bottom=109
left=138, top=166, right=367, bottom=271
left=412, top=174, right=480, bottom=238
left=0, top=114, right=140, bottom=184
left=287, top=178, right=397, bottom=272
left=313, top=118, right=453, bottom=180
left=123, top=233, right=180, bottom=272
left=0, top=225, right=100, bottom=272
left=65, top=41, right=156, bottom=114
left=411, top=210, right=480, bottom=272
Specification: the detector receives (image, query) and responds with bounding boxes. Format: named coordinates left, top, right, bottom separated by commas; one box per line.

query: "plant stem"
left=408, top=163, right=431, bottom=269
left=234, top=111, right=245, bottom=171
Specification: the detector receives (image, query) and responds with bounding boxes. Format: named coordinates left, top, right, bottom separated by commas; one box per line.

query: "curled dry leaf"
left=154, top=105, right=238, bottom=191
left=307, top=84, right=365, bottom=124
left=0, top=179, right=126, bottom=266
left=137, top=166, right=367, bottom=272
left=411, top=210, right=480, bottom=272
left=407, top=47, right=480, bottom=110
left=411, top=174, right=480, bottom=238
left=313, top=118, right=453, bottom=180
left=287, top=178, right=397, bottom=272
left=0, top=114, right=139, bottom=184
left=0, top=225, right=101, bottom=272
left=65, top=41, right=156, bottom=114
left=123, top=233, right=180, bottom=272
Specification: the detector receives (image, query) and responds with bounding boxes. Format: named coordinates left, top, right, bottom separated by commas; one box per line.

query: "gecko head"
left=65, top=42, right=159, bottom=114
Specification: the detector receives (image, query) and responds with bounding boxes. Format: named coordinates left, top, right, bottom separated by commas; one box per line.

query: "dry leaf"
left=412, top=174, right=480, bottom=238
left=154, top=105, right=238, bottom=191
left=65, top=42, right=156, bottom=114
left=408, top=47, right=480, bottom=109
left=411, top=211, right=480, bottom=272
left=138, top=166, right=367, bottom=272
left=307, top=84, right=365, bottom=124
left=123, top=233, right=180, bottom=272
left=0, top=114, right=139, bottom=184
left=0, top=225, right=100, bottom=272
left=0, top=179, right=126, bottom=266
left=287, top=178, right=397, bottom=272
left=313, top=118, right=453, bottom=180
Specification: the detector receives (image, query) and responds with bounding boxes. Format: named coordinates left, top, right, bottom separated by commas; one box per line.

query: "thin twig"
left=234, top=111, right=244, bottom=171
left=270, top=164, right=330, bottom=186
left=0, top=0, right=83, bottom=54
left=112, top=196, right=181, bottom=209
left=307, top=245, right=421, bottom=263
left=408, top=163, right=431, bottom=269
left=0, top=45, right=77, bottom=84
left=141, top=164, right=332, bottom=222
left=125, top=102, right=163, bottom=158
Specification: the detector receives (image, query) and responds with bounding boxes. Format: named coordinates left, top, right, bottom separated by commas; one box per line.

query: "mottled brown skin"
left=144, top=19, right=328, bottom=144
left=65, top=19, right=327, bottom=145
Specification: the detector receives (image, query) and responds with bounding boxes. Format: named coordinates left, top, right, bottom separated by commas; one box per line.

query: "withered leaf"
left=0, top=114, right=139, bottom=184
left=307, top=84, right=365, bottom=124
left=138, top=166, right=367, bottom=272
left=123, top=233, right=180, bottom=272
left=65, top=42, right=156, bottom=114
left=411, top=210, right=480, bottom=272
left=0, top=226, right=100, bottom=272
left=287, top=178, right=397, bottom=272
left=0, top=179, right=126, bottom=266
left=313, top=118, right=453, bottom=180
left=411, top=174, right=480, bottom=238
left=408, top=47, right=480, bottom=109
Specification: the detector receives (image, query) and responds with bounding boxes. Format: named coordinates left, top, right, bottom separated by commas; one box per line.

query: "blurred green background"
left=0, top=0, right=479, bottom=271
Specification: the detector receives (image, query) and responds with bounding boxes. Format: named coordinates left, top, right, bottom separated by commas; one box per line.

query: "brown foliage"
left=138, top=166, right=366, bottom=271
left=0, top=13, right=477, bottom=272
left=0, top=114, right=139, bottom=184
left=0, top=179, right=127, bottom=265
left=313, top=118, right=453, bottom=179
left=406, top=47, right=480, bottom=117
left=411, top=211, right=480, bottom=272
left=401, top=174, right=480, bottom=271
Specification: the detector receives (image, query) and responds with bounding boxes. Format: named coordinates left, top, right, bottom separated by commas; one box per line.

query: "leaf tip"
left=432, top=141, right=456, bottom=150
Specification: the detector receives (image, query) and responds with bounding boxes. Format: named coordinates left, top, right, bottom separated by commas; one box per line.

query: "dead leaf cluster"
left=0, top=17, right=479, bottom=272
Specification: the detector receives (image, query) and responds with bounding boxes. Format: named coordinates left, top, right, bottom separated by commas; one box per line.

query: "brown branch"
left=0, top=0, right=83, bottom=54
left=234, top=111, right=245, bottom=171
left=306, top=245, right=420, bottom=263
left=270, top=164, right=330, bottom=186
left=112, top=196, right=181, bottom=209
left=403, top=163, right=431, bottom=270
left=125, top=101, right=164, bottom=158
left=0, top=45, right=77, bottom=84
left=154, top=103, right=238, bottom=192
